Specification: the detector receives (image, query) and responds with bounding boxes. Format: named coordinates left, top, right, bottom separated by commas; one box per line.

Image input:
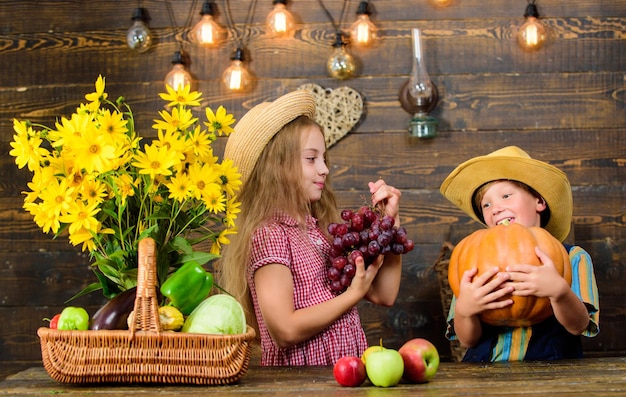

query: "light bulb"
left=223, top=48, right=251, bottom=92
left=192, top=1, right=227, bottom=47
left=327, top=33, right=356, bottom=80
left=266, top=0, right=296, bottom=38
left=127, top=7, right=152, bottom=53
left=350, top=1, right=377, bottom=47
left=429, top=0, right=453, bottom=6
left=518, top=3, right=547, bottom=51
left=164, top=51, right=192, bottom=90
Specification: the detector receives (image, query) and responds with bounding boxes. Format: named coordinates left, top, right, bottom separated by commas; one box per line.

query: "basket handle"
left=130, top=237, right=162, bottom=336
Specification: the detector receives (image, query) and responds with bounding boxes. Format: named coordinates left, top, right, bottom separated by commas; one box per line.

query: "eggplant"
left=89, top=287, right=137, bottom=330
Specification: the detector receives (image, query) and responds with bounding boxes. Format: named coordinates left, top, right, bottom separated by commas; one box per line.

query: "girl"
left=219, top=90, right=403, bottom=366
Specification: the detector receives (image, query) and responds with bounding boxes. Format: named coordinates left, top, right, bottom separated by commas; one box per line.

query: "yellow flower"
left=38, top=178, right=75, bottom=217
left=204, top=106, right=235, bottom=136
left=224, top=196, right=241, bottom=228
left=210, top=227, right=238, bottom=255
left=112, top=174, right=136, bottom=205
left=132, top=143, right=182, bottom=179
left=201, top=183, right=226, bottom=214
left=97, top=109, right=128, bottom=145
left=9, top=119, right=49, bottom=171
left=159, top=84, right=202, bottom=108
left=152, top=106, right=196, bottom=134
left=188, top=125, right=215, bottom=158
left=24, top=201, right=61, bottom=234
left=166, top=173, right=193, bottom=202
left=79, top=177, right=108, bottom=205
left=59, top=200, right=101, bottom=235
left=72, top=126, right=118, bottom=174
left=188, top=163, right=219, bottom=200
left=85, top=74, right=108, bottom=104
left=51, top=112, right=94, bottom=149
left=216, top=159, right=242, bottom=197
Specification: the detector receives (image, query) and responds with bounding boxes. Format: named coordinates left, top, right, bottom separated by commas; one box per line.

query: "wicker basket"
left=433, top=241, right=468, bottom=362
left=38, top=237, right=256, bottom=385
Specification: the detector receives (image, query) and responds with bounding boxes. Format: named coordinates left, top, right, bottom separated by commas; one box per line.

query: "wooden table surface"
left=1, top=357, right=625, bottom=396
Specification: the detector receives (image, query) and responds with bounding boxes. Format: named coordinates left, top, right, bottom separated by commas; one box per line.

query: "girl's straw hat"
left=224, top=90, right=316, bottom=186
left=439, top=146, right=573, bottom=241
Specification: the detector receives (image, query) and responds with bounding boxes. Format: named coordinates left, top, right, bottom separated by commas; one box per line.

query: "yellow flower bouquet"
left=9, top=76, right=241, bottom=299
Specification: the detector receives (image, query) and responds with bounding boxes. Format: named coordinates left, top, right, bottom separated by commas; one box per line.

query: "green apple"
left=365, top=347, right=404, bottom=387
left=361, top=345, right=384, bottom=364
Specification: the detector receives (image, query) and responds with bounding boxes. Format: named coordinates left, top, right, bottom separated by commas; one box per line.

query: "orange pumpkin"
left=448, top=223, right=572, bottom=327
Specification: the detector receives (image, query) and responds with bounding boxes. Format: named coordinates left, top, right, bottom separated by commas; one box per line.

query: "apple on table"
left=333, top=356, right=367, bottom=387
left=363, top=346, right=404, bottom=387
left=398, top=338, right=440, bottom=383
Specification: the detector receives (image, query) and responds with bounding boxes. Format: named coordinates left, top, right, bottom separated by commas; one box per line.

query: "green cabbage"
left=181, top=294, right=246, bottom=335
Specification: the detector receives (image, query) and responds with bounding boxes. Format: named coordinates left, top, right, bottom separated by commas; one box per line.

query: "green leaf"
left=169, top=236, right=193, bottom=255
left=175, top=251, right=220, bottom=266
left=65, top=282, right=103, bottom=303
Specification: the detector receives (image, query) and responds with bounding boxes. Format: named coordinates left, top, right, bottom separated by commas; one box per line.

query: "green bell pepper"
left=57, top=306, right=90, bottom=330
left=160, top=261, right=214, bottom=315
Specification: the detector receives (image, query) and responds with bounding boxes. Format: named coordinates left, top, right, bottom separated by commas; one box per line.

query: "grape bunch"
left=326, top=205, right=415, bottom=294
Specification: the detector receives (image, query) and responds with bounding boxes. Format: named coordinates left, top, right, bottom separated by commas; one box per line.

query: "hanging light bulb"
left=223, top=48, right=252, bottom=92
left=429, top=0, right=453, bottom=6
left=266, top=0, right=296, bottom=38
left=127, top=7, right=152, bottom=53
left=192, top=0, right=227, bottom=47
left=327, top=33, right=356, bottom=80
left=518, top=1, right=547, bottom=51
left=350, top=1, right=377, bottom=47
left=164, top=51, right=193, bottom=90
left=399, top=28, right=439, bottom=138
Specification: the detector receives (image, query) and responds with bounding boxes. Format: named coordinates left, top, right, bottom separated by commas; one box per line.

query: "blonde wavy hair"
left=217, top=116, right=339, bottom=336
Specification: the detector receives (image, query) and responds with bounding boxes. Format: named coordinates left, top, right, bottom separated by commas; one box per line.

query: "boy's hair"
left=218, top=116, right=338, bottom=336
left=472, top=179, right=551, bottom=228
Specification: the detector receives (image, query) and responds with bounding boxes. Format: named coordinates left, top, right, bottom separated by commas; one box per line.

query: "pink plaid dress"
left=247, top=212, right=368, bottom=366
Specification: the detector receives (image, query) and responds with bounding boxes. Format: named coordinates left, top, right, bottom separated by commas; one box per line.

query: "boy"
left=440, top=146, right=599, bottom=361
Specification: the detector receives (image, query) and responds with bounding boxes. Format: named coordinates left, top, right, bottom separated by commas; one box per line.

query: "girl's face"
left=300, top=125, right=328, bottom=202
left=480, top=180, right=546, bottom=228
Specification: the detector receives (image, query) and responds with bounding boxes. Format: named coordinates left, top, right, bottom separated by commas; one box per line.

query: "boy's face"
left=479, top=181, right=546, bottom=228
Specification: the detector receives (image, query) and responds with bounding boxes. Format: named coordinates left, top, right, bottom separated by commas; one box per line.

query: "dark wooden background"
left=0, top=0, right=624, bottom=364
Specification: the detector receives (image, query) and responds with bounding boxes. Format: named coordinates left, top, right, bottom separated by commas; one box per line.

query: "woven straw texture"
left=38, top=238, right=255, bottom=385
left=433, top=242, right=468, bottom=363
left=298, top=83, right=363, bottom=148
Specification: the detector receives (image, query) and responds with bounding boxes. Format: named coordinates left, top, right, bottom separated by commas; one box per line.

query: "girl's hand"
left=368, top=180, right=401, bottom=222
left=505, top=246, right=570, bottom=301
left=346, top=254, right=383, bottom=298
left=455, top=266, right=513, bottom=319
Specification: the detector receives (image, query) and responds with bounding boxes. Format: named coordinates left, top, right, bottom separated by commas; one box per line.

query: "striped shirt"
left=446, top=245, right=600, bottom=361
left=247, top=212, right=368, bottom=366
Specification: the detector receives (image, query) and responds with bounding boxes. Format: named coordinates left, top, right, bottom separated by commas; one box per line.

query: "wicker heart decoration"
left=298, top=83, right=363, bottom=148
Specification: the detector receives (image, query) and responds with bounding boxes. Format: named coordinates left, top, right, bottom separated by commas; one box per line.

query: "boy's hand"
left=505, top=246, right=570, bottom=301
left=455, top=266, right=514, bottom=319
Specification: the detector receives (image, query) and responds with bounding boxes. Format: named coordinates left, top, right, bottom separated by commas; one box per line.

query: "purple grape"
left=332, top=256, right=347, bottom=270
left=328, top=266, right=341, bottom=281
left=367, top=240, right=381, bottom=256
left=350, top=213, right=364, bottom=232
left=343, top=264, right=356, bottom=277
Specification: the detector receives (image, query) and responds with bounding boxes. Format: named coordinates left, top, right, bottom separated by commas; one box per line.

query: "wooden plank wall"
left=0, top=0, right=624, bottom=362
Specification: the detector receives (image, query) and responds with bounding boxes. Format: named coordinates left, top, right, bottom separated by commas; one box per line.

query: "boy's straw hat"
left=440, top=146, right=573, bottom=241
left=224, top=90, right=316, bottom=186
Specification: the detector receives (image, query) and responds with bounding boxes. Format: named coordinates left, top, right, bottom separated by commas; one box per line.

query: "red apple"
left=398, top=338, right=440, bottom=383
left=333, top=356, right=367, bottom=387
